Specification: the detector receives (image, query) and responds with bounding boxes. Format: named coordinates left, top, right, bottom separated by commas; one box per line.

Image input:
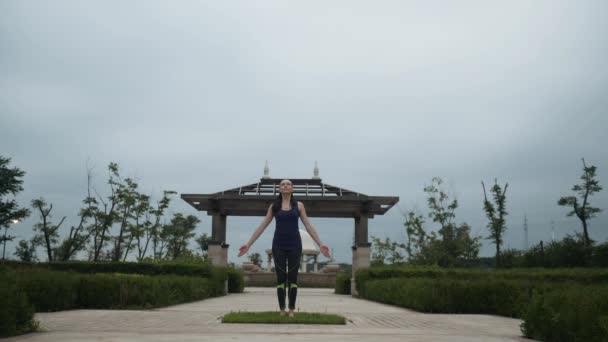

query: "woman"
left=238, top=179, right=330, bottom=317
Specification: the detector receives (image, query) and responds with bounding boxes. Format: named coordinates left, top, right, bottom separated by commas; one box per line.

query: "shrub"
left=2, top=260, right=216, bottom=278
left=334, top=272, right=351, bottom=295
left=521, top=285, right=608, bottom=342
left=360, top=277, right=530, bottom=317
left=355, top=265, right=608, bottom=342
left=226, top=267, right=245, bottom=293
left=11, top=267, right=224, bottom=312
left=0, top=267, right=36, bottom=337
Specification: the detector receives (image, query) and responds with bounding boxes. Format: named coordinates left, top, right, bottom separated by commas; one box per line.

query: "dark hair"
left=271, top=191, right=297, bottom=215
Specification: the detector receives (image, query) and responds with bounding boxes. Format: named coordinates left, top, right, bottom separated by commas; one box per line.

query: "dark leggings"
left=272, top=245, right=302, bottom=310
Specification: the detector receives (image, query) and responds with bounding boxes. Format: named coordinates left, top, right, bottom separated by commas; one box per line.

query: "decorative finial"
left=262, top=160, right=270, bottom=179
left=312, top=160, right=320, bottom=179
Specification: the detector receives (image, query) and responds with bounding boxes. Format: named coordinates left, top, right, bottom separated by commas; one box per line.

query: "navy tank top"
left=272, top=204, right=302, bottom=249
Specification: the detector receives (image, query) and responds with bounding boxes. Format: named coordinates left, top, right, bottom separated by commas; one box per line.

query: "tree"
left=0, top=156, right=31, bottom=259
left=164, top=213, right=199, bottom=260
left=249, top=252, right=262, bottom=267
left=482, top=179, right=509, bottom=267
left=112, top=177, right=139, bottom=262
left=146, top=191, right=175, bottom=261
left=423, top=177, right=481, bottom=266
left=88, top=162, right=122, bottom=261
left=195, top=232, right=211, bottom=255
left=371, top=236, right=406, bottom=265
left=404, top=210, right=426, bottom=261
left=56, top=165, right=95, bottom=261
left=558, top=158, right=603, bottom=248
left=404, top=177, right=481, bottom=267
left=14, top=239, right=37, bottom=262
left=30, top=198, right=65, bottom=262
left=122, top=192, right=150, bottom=262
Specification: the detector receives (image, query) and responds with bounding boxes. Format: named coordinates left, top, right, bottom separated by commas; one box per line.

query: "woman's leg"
left=286, top=247, right=303, bottom=311
left=272, top=247, right=287, bottom=311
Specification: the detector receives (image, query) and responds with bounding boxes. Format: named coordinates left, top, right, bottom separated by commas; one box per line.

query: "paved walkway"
left=4, top=287, right=534, bottom=342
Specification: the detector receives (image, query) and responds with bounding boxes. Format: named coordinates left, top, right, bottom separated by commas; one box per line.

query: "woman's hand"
left=238, top=244, right=250, bottom=257
left=319, top=243, right=330, bottom=258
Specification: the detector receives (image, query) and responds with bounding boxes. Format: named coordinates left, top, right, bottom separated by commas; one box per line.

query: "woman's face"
left=279, top=179, right=293, bottom=194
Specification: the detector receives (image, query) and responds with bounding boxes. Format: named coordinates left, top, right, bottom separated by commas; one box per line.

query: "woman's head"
left=279, top=179, right=293, bottom=195
left=272, top=179, right=296, bottom=214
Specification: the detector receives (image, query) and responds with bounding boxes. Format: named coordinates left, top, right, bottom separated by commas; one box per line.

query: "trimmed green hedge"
left=3, top=260, right=247, bottom=294
left=0, top=267, right=36, bottom=337
left=14, top=268, right=225, bottom=311
left=355, top=265, right=608, bottom=294
left=360, top=277, right=538, bottom=317
left=334, top=272, right=351, bottom=295
left=521, top=285, right=608, bottom=342
left=355, top=265, right=608, bottom=342
left=3, top=260, right=216, bottom=278
left=227, top=267, right=245, bottom=293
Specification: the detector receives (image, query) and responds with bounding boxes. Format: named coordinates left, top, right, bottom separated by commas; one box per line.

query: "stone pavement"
left=3, top=287, right=535, bottom=342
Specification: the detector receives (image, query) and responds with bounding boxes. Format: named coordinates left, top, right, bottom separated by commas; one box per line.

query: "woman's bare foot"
left=279, top=310, right=286, bottom=316
left=288, top=310, right=295, bottom=318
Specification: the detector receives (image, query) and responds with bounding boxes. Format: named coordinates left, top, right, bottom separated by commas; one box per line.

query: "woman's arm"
left=298, top=201, right=330, bottom=257
left=238, top=204, right=273, bottom=257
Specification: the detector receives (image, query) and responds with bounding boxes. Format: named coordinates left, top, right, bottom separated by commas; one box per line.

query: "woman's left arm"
left=298, top=202, right=330, bottom=257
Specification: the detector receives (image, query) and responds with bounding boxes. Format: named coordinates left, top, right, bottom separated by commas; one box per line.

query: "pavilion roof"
left=181, top=177, right=399, bottom=218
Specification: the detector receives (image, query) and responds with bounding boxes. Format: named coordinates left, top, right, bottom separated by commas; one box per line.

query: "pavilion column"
left=301, top=254, right=307, bottom=273
left=208, top=212, right=228, bottom=266
left=313, top=254, right=318, bottom=273
left=351, top=213, right=370, bottom=296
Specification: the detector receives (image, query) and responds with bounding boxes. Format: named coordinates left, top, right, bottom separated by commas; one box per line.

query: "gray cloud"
left=1, top=0, right=607, bottom=263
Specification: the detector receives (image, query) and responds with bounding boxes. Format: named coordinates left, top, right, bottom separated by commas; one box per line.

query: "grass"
left=221, top=311, right=346, bottom=324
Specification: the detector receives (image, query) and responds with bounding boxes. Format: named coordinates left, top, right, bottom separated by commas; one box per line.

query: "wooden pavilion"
left=181, top=162, right=399, bottom=294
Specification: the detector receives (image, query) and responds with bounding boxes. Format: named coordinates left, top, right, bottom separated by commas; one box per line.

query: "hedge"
left=354, top=265, right=608, bottom=342
left=355, top=265, right=608, bottom=294
left=0, top=267, right=36, bottom=337
left=3, top=260, right=246, bottom=294
left=334, top=272, right=351, bottom=295
left=521, top=285, right=608, bottom=342
left=0, top=261, right=246, bottom=337
left=227, top=267, right=245, bottom=293
left=13, top=267, right=225, bottom=311
left=2, top=260, right=216, bottom=278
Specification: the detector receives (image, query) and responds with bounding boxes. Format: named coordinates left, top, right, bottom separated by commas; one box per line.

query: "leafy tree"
left=248, top=252, right=262, bottom=267
left=112, top=177, right=140, bottom=261
left=30, top=198, right=65, bottom=261
left=558, top=158, right=603, bottom=248
left=423, top=177, right=481, bottom=266
left=371, top=236, right=406, bottom=265
left=13, top=239, right=37, bottom=262
left=121, top=192, right=150, bottom=262
left=195, top=232, right=211, bottom=255
left=404, top=210, right=426, bottom=260
left=164, top=213, right=200, bottom=260
left=482, top=179, right=509, bottom=267
left=88, top=162, right=122, bottom=261
left=0, top=156, right=31, bottom=259
left=404, top=177, right=481, bottom=267
left=56, top=166, right=96, bottom=261
left=148, top=191, right=176, bottom=260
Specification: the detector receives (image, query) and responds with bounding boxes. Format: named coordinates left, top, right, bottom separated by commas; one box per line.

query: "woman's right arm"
left=238, top=204, right=274, bottom=256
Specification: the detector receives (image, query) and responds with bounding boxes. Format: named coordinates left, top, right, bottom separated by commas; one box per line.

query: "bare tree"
left=31, top=198, right=66, bottom=262
left=90, top=162, right=121, bottom=261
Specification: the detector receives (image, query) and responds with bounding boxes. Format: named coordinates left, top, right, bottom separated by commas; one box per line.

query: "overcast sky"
left=1, top=1, right=607, bottom=264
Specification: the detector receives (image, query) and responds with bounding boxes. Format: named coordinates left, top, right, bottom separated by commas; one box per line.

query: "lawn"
left=221, top=311, right=346, bottom=324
